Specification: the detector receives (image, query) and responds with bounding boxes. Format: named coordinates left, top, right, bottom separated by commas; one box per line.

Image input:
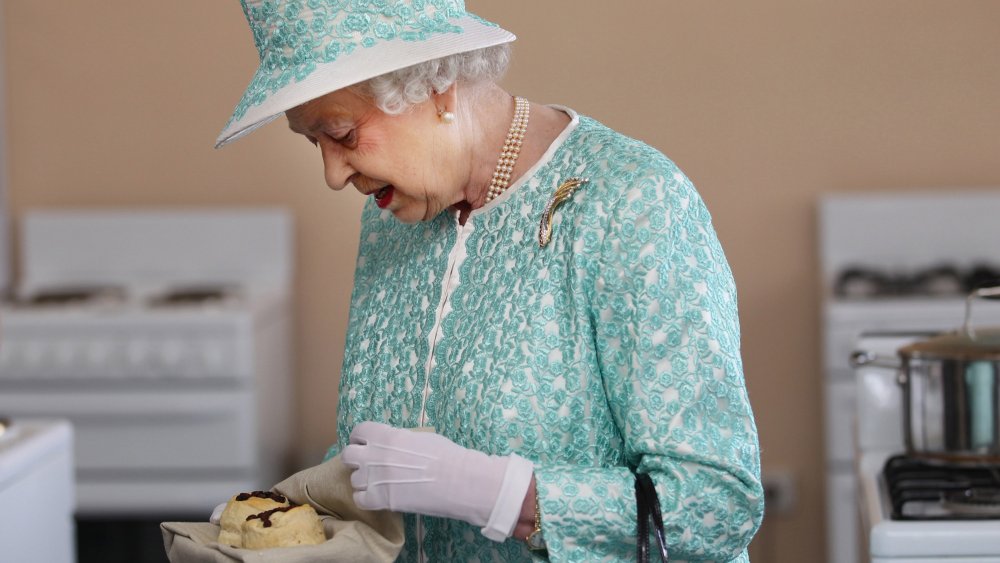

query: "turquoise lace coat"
left=327, top=110, right=764, bottom=562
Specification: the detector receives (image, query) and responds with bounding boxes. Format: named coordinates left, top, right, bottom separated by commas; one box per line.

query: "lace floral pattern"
left=328, top=112, right=763, bottom=562
left=229, top=0, right=484, bottom=125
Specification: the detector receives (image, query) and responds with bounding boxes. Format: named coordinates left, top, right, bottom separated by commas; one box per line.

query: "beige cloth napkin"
left=161, top=456, right=404, bottom=563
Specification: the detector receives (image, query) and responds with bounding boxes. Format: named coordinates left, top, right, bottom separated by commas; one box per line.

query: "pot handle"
left=963, top=285, right=1000, bottom=340
left=850, top=351, right=907, bottom=386
left=850, top=350, right=901, bottom=370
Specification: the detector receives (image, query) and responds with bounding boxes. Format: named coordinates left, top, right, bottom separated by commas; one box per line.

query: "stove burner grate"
left=148, top=285, right=237, bottom=307
left=19, top=286, right=126, bottom=306
left=941, top=488, right=1000, bottom=516
left=833, top=262, right=1000, bottom=299
left=884, top=455, right=1000, bottom=520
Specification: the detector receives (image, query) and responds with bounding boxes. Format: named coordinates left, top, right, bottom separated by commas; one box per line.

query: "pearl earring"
left=438, top=109, right=456, bottom=124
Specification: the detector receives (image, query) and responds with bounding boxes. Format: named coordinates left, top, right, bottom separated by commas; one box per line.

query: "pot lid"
left=900, top=328, right=1000, bottom=361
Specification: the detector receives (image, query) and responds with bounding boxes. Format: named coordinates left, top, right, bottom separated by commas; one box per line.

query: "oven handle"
left=52, top=411, right=238, bottom=424
left=851, top=350, right=907, bottom=385
left=963, top=285, right=1000, bottom=339
left=0, top=392, right=249, bottom=422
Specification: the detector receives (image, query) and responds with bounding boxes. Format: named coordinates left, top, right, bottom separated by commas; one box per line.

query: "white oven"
left=855, top=332, right=1000, bottom=562
left=820, top=189, right=1000, bottom=563
left=0, top=208, right=294, bottom=517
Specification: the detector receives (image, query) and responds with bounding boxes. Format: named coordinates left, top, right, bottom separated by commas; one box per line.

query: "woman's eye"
left=308, top=129, right=355, bottom=148
left=333, top=129, right=356, bottom=146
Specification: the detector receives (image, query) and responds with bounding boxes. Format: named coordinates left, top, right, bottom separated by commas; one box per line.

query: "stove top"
left=884, top=454, right=1000, bottom=520
left=859, top=450, right=1000, bottom=560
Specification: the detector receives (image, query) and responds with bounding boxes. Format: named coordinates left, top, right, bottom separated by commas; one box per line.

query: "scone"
left=218, top=491, right=290, bottom=547
left=240, top=504, right=326, bottom=549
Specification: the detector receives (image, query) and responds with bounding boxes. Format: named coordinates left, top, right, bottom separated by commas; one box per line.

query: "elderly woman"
left=218, top=1, right=764, bottom=561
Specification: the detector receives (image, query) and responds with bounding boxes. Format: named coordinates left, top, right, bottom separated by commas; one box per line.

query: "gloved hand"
left=341, top=421, right=534, bottom=542
left=209, top=502, right=227, bottom=525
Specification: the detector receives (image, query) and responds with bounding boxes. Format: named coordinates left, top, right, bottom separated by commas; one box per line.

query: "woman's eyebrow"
left=289, top=113, right=350, bottom=135
left=286, top=113, right=309, bottom=133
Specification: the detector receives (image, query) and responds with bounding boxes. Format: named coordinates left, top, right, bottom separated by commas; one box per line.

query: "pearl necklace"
left=485, top=96, right=530, bottom=203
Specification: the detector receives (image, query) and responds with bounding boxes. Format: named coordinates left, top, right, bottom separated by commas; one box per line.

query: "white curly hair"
left=353, top=44, right=511, bottom=115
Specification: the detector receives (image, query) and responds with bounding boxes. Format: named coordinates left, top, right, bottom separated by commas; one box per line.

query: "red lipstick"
left=374, top=186, right=394, bottom=208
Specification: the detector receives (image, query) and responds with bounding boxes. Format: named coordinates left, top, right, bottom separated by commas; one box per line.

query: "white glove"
left=341, top=421, right=534, bottom=542
left=209, top=501, right=227, bottom=525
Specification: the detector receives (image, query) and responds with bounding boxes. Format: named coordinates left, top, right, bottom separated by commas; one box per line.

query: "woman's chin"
left=383, top=199, right=444, bottom=224
left=388, top=206, right=423, bottom=224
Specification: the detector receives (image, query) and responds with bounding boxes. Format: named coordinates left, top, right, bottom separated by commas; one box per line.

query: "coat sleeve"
left=533, top=166, right=764, bottom=562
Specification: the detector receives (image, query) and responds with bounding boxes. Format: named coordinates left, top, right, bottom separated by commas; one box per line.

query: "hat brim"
left=216, top=15, right=515, bottom=148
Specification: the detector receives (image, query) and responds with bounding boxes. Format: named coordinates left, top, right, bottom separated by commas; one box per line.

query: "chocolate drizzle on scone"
left=235, top=490, right=287, bottom=504
left=246, top=505, right=298, bottom=528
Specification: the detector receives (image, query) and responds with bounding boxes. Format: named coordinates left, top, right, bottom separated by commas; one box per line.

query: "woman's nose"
left=319, top=142, right=352, bottom=191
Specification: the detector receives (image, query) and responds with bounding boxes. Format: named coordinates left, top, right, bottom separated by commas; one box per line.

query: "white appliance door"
left=0, top=388, right=256, bottom=471
left=0, top=420, right=75, bottom=563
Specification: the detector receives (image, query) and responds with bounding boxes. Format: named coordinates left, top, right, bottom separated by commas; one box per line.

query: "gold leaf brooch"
left=538, top=177, right=589, bottom=248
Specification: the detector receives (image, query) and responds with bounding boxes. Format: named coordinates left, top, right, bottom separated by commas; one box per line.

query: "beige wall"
left=5, top=1, right=1000, bottom=561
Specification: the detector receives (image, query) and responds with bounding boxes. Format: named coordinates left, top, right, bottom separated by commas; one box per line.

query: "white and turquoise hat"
left=216, top=0, right=515, bottom=148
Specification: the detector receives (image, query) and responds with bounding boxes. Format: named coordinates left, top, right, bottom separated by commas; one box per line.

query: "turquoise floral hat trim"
left=217, top=0, right=515, bottom=148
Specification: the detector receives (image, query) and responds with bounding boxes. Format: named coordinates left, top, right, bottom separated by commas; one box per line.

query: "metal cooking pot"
left=852, top=286, right=1000, bottom=460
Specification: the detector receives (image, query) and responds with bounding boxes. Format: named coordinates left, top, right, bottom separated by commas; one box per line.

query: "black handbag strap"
left=635, top=472, right=669, bottom=562
left=636, top=476, right=650, bottom=562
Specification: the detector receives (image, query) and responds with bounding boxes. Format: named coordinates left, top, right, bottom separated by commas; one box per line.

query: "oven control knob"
left=126, top=338, right=153, bottom=375
left=199, top=341, right=227, bottom=376
left=57, top=340, right=89, bottom=373
left=158, top=339, right=186, bottom=374
left=175, top=343, right=199, bottom=378
left=21, top=341, right=47, bottom=375
left=93, top=340, right=127, bottom=377
left=84, top=340, right=113, bottom=371
left=0, top=344, right=15, bottom=375
left=0, top=343, right=25, bottom=376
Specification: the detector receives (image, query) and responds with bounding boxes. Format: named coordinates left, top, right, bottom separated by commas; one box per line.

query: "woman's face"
left=285, top=88, right=466, bottom=223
